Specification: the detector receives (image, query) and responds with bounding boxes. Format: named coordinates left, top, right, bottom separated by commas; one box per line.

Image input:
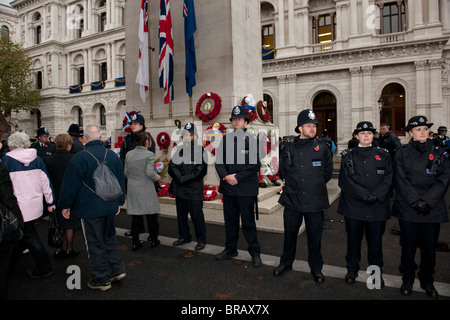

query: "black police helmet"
left=67, top=124, right=84, bottom=137
left=36, top=126, right=49, bottom=137
left=229, top=105, right=249, bottom=123
left=295, top=109, right=319, bottom=133
left=353, top=121, right=376, bottom=135
left=130, top=113, right=146, bottom=130
left=181, top=122, right=198, bottom=137
left=405, top=116, right=433, bottom=132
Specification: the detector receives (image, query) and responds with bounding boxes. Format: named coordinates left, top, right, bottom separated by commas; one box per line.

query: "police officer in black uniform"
left=273, top=109, right=333, bottom=284
left=30, top=126, right=56, bottom=161
left=393, top=116, right=450, bottom=299
left=433, top=126, right=449, bottom=151
left=338, top=121, right=393, bottom=287
left=67, top=124, right=85, bottom=154
left=168, top=122, right=208, bottom=251
left=119, top=113, right=155, bottom=165
left=215, top=105, right=262, bottom=268
left=378, top=123, right=402, bottom=162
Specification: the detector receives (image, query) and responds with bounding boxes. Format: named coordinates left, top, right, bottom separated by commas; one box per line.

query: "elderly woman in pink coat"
left=1, top=131, right=55, bottom=279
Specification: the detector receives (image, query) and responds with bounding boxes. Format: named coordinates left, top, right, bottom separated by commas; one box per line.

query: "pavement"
left=4, top=177, right=450, bottom=313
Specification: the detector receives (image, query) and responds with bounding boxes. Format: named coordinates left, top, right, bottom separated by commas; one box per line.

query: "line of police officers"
left=211, top=107, right=448, bottom=299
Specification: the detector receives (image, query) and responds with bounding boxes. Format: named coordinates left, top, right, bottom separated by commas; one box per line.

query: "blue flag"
left=184, top=0, right=197, bottom=97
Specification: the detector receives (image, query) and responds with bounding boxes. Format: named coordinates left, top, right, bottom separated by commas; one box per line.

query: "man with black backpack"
left=59, top=124, right=126, bottom=291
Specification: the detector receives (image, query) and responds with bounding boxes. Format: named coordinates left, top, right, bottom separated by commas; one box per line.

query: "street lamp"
left=377, top=96, right=384, bottom=111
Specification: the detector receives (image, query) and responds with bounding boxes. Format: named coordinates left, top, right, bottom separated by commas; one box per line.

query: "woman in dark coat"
left=0, top=139, right=23, bottom=300
left=45, top=134, right=80, bottom=258
left=338, top=122, right=392, bottom=287
left=393, top=116, right=450, bottom=299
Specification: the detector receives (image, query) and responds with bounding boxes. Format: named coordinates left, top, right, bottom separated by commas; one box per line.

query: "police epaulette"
left=341, top=148, right=353, bottom=156
left=376, top=146, right=390, bottom=154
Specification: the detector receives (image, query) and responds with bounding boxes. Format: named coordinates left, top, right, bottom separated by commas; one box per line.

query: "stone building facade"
left=260, top=0, right=450, bottom=151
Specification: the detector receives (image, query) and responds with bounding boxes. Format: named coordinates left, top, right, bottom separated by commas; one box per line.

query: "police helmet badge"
left=185, top=123, right=192, bottom=130
left=233, top=106, right=241, bottom=115
left=131, top=114, right=137, bottom=121
left=308, top=110, right=316, bottom=120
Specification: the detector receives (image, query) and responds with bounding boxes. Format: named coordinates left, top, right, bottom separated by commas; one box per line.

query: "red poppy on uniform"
left=375, top=155, right=381, bottom=161
left=314, top=146, right=320, bottom=151
left=429, top=154, right=435, bottom=161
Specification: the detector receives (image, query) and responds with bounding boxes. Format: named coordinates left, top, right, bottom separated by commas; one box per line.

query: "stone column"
left=350, top=67, right=362, bottom=127
left=429, top=58, right=443, bottom=107
left=415, top=60, right=428, bottom=116
left=277, top=75, right=288, bottom=137
left=428, top=0, right=440, bottom=25
left=350, top=0, right=358, bottom=35
left=287, top=0, right=295, bottom=46
left=287, top=74, right=297, bottom=131
left=362, top=66, right=373, bottom=120
left=277, top=0, right=285, bottom=47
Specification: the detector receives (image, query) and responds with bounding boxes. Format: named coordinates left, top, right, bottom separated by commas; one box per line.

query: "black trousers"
left=222, top=195, right=260, bottom=257
left=175, top=198, right=206, bottom=244
left=398, top=219, right=440, bottom=285
left=131, top=214, right=159, bottom=244
left=344, top=217, right=386, bottom=273
left=280, top=208, right=324, bottom=272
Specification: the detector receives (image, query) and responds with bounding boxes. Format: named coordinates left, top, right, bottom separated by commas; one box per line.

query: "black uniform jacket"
left=168, top=142, right=207, bottom=201
left=278, top=137, right=333, bottom=212
left=393, top=140, right=450, bottom=223
left=338, top=146, right=392, bottom=222
left=215, top=129, right=261, bottom=197
left=119, top=130, right=156, bottom=165
left=30, top=141, right=56, bottom=161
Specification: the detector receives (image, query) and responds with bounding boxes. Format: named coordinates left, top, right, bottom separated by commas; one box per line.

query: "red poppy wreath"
left=156, top=132, right=171, bottom=150
left=195, top=92, right=222, bottom=123
left=257, top=100, right=271, bottom=123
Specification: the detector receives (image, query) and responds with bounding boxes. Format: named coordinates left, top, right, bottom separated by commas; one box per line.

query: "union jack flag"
left=159, top=0, right=174, bottom=104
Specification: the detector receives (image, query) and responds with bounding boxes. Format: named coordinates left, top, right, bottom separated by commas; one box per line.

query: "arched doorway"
left=380, top=83, right=406, bottom=136
left=313, top=92, right=337, bottom=142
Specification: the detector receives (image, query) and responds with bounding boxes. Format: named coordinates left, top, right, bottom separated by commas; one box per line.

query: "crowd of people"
left=0, top=108, right=449, bottom=300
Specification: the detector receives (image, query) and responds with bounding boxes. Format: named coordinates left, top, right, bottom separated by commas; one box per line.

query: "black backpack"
left=83, top=149, right=123, bottom=202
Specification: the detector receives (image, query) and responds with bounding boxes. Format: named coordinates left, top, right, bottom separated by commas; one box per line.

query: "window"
left=313, top=13, right=336, bottom=44
left=99, top=105, right=106, bottom=126
left=79, top=67, right=85, bottom=85
left=78, top=19, right=84, bottom=38
left=1, top=25, right=9, bottom=38
left=262, top=25, right=274, bottom=50
left=35, top=25, right=41, bottom=44
left=100, top=62, right=107, bottom=81
left=77, top=108, right=83, bottom=127
left=378, top=1, right=406, bottom=34
left=263, top=94, right=274, bottom=123
left=36, top=71, right=42, bottom=89
left=100, top=12, right=107, bottom=32
left=380, top=83, right=406, bottom=136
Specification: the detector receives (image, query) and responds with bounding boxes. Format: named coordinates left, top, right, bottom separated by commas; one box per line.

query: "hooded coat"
left=1, top=148, right=54, bottom=222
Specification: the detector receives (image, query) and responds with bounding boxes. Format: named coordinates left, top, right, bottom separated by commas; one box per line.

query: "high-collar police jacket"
left=338, top=146, right=392, bottom=222
left=278, top=137, right=333, bottom=212
left=393, top=140, right=450, bottom=223
left=168, top=142, right=207, bottom=201
left=215, top=129, right=261, bottom=197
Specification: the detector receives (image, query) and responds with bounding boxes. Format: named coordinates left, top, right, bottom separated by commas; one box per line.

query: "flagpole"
left=189, top=97, right=193, bottom=118
left=169, top=102, right=173, bottom=119
left=147, top=5, right=153, bottom=121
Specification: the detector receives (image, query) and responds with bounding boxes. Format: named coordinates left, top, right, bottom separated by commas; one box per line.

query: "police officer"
left=433, top=126, right=449, bottom=151
left=215, top=105, right=262, bottom=268
left=30, top=126, right=56, bottom=161
left=378, top=123, right=402, bottom=162
left=393, top=116, right=450, bottom=299
left=338, top=121, right=392, bottom=287
left=67, top=124, right=85, bottom=154
left=168, top=123, right=208, bottom=251
left=119, top=113, right=155, bottom=165
left=273, top=109, right=333, bottom=284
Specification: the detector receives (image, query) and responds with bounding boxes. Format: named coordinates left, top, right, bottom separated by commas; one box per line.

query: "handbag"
left=47, top=210, right=63, bottom=248
left=0, top=201, right=23, bottom=245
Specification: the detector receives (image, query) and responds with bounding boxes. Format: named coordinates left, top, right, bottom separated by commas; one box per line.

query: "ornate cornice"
left=263, top=37, right=450, bottom=76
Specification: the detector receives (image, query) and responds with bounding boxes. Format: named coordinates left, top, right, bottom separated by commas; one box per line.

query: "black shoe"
left=311, top=271, right=325, bottom=284
left=273, top=264, right=292, bottom=277
left=195, top=242, right=206, bottom=251
left=215, top=250, right=238, bottom=260
left=150, top=239, right=160, bottom=248
left=400, top=281, right=413, bottom=296
left=252, top=255, right=263, bottom=268
left=421, top=283, right=439, bottom=299
left=27, top=269, right=54, bottom=279
left=54, top=250, right=68, bottom=259
left=173, top=238, right=191, bottom=246
left=132, top=240, right=144, bottom=251
left=124, top=230, right=132, bottom=237
left=345, top=271, right=357, bottom=284
left=66, top=250, right=80, bottom=258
